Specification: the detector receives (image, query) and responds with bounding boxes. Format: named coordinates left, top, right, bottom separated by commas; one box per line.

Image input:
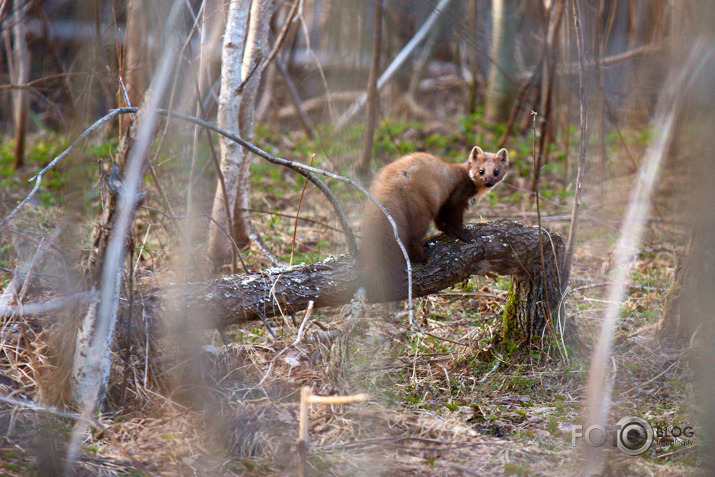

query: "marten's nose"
left=485, top=181, right=493, bottom=187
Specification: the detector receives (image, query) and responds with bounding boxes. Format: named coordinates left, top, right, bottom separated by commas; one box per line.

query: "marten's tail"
left=359, top=213, right=410, bottom=302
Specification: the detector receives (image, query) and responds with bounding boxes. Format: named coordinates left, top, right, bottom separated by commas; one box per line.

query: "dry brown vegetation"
left=1, top=0, right=712, bottom=475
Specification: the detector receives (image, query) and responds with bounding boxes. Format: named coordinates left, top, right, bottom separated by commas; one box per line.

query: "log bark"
left=157, top=220, right=566, bottom=343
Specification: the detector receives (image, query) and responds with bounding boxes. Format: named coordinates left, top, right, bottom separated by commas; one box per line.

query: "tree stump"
left=501, top=229, right=566, bottom=346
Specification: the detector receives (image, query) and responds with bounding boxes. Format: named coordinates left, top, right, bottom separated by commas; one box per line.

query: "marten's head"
left=467, top=146, right=509, bottom=189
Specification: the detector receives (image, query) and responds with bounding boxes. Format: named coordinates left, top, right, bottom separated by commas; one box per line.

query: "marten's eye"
left=479, top=169, right=485, bottom=175
left=494, top=170, right=500, bottom=176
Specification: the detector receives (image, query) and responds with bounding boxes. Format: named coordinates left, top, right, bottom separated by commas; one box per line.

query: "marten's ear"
left=469, top=146, right=484, bottom=162
left=496, top=148, right=509, bottom=166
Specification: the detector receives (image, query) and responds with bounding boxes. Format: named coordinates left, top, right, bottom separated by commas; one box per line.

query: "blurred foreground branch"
left=580, top=38, right=711, bottom=476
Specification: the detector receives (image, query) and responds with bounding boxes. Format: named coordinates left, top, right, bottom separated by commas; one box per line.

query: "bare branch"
left=0, top=291, right=99, bottom=317
left=0, top=72, right=85, bottom=91
left=531, top=111, right=557, bottom=345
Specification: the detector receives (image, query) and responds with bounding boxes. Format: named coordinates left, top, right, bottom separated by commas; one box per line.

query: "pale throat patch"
left=471, top=187, right=488, bottom=206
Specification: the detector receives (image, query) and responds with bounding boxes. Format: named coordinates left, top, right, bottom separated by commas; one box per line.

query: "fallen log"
left=156, top=219, right=566, bottom=343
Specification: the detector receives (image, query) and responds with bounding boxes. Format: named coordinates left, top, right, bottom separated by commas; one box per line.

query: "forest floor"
left=0, top=109, right=702, bottom=475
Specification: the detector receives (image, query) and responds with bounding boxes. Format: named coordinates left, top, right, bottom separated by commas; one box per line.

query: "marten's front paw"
left=408, top=245, right=428, bottom=264
left=450, top=226, right=473, bottom=243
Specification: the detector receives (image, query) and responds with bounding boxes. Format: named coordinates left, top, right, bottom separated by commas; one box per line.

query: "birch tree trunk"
left=208, top=0, right=276, bottom=264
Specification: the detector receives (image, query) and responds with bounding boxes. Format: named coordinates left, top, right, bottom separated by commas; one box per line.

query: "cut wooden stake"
left=298, top=386, right=368, bottom=477
left=298, top=386, right=310, bottom=477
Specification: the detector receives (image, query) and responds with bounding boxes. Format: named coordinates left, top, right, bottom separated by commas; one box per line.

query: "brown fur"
left=359, top=146, right=509, bottom=301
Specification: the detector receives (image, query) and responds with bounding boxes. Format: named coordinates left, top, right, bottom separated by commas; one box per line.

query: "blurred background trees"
left=0, top=0, right=677, bottom=164
left=0, top=0, right=681, bottom=266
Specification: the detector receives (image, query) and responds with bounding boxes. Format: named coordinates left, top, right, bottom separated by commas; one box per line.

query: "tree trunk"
left=358, top=0, right=383, bottom=174
left=657, top=5, right=715, bottom=469
left=188, top=0, right=225, bottom=217
left=208, top=0, right=250, bottom=263
left=10, top=0, right=29, bottom=169
left=660, top=32, right=715, bottom=343
left=154, top=220, right=566, bottom=344
left=208, top=0, right=276, bottom=264
left=122, top=0, right=148, bottom=111
left=661, top=232, right=711, bottom=342
left=484, top=0, right=520, bottom=122
left=86, top=122, right=138, bottom=280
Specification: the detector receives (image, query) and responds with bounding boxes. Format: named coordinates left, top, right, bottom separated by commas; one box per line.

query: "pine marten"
left=359, top=146, right=509, bottom=301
